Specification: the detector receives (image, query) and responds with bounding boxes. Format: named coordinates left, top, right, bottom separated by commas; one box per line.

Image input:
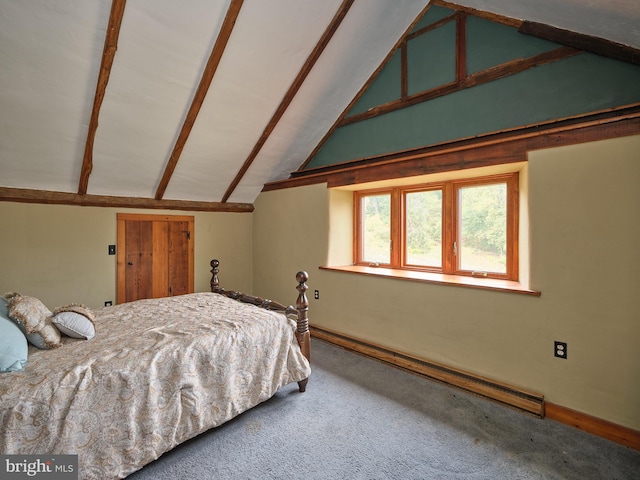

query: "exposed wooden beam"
left=220, top=0, right=355, bottom=203
left=78, top=0, right=127, bottom=195
left=400, top=43, right=408, bottom=100
left=328, top=104, right=640, bottom=183
left=264, top=104, right=640, bottom=191
left=0, top=187, right=253, bottom=213
left=464, top=46, right=579, bottom=86
left=405, top=11, right=457, bottom=41
left=519, top=21, right=640, bottom=66
left=338, top=45, right=579, bottom=127
left=154, top=0, right=244, bottom=200
left=297, top=2, right=433, bottom=172
left=456, top=13, right=467, bottom=81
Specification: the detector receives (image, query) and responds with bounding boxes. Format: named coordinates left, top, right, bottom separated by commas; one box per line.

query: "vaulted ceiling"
left=1, top=0, right=639, bottom=211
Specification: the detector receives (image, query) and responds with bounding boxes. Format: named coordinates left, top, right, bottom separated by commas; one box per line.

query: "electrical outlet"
left=314, top=290, right=319, bottom=300
left=554, top=341, right=567, bottom=359
left=104, top=301, right=113, bottom=307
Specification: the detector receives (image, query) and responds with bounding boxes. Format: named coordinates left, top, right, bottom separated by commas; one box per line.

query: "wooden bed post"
left=210, top=259, right=220, bottom=293
left=295, top=271, right=310, bottom=393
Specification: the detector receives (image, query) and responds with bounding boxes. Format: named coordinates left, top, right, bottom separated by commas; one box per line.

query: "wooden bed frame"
left=210, top=259, right=311, bottom=392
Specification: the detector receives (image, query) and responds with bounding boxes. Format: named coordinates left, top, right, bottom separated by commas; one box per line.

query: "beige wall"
left=0, top=204, right=253, bottom=309
left=1, top=134, right=637, bottom=430
left=253, top=134, right=640, bottom=431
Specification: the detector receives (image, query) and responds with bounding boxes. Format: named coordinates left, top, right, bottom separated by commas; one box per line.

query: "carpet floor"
left=129, top=339, right=640, bottom=479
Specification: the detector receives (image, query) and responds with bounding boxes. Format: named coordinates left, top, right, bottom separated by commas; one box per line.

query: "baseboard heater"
left=310, top=326, right=545, bottom=418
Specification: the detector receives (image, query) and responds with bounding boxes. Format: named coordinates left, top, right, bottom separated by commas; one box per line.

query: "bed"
left=0, top=259, right=311, bottom=479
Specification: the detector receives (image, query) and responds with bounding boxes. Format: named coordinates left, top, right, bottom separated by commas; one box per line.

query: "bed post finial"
left=210, top=259, right=220, bottom=292
left=295, top=271, right=310, bottom=393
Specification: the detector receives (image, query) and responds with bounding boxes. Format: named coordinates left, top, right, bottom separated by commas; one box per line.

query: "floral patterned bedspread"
left=0, top=292, right=311, bottom=479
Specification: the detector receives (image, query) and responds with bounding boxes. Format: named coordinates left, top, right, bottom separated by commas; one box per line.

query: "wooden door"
left=117, top=214, right=194, bottom=304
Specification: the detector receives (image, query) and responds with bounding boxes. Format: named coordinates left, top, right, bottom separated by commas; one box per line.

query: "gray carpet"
left=129, top=339, right=640, bottom=479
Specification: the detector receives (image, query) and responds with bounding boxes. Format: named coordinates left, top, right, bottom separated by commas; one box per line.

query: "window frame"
left=354, top=173, right=519, bottom=282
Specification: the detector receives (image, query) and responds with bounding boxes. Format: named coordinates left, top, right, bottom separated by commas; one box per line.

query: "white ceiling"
left=1, top=0, right=638, bottom=207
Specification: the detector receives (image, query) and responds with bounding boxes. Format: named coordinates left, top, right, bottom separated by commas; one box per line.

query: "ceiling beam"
left=0, top=187, right=253, bottom=213
left=220, top=0, right=355, bottom=203
left=271, top=104, right=640, bottom=191
left=519, top=21, right=640, bottom=66
left=338, top=45, right=579, bottom=127
left=78, top=0, right=127, bottom=195
left=155, top=0, right=245, bottom=200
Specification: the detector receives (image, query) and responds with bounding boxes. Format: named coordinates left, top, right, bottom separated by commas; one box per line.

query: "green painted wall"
left=306, top=9, right=640, bottom=169
left=466, top=16, right=558, bottom=74
left=348, top=50, right=401, bottom=116
left=407, top=19, right=457, bottom=94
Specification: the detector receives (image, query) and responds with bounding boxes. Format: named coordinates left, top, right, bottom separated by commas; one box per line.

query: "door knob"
left=127, top=262, right=133, bottom=265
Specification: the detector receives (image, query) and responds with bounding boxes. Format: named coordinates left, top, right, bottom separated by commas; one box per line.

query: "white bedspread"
left=0, top=292, right=311, bottom=479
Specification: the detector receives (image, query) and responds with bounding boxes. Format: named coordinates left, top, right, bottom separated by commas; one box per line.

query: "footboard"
left=210, top=259, right=310, bottom=392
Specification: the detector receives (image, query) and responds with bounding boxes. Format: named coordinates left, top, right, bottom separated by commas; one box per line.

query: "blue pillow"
left=0, top=297, right=29, bottom=372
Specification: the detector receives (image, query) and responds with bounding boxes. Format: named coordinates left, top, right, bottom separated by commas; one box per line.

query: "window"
left=355, top=173, right=519, bottom=281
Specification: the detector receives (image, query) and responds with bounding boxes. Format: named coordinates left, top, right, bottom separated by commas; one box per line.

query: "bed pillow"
left=0, top=297, right=28, bottom=372
left=52, top=304, right=96, bottom=340
left=6, top=294, right=62, bottom=349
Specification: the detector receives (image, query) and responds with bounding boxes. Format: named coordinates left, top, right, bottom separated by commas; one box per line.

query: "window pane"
left=458, top=183, right=507, bottom=274
left=362, top=194, right=391, bottom=264
left=405, top=190, right=442, bottom=267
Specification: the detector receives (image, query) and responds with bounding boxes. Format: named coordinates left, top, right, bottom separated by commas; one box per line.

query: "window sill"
left=319, top=265, right=541, bottom=296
